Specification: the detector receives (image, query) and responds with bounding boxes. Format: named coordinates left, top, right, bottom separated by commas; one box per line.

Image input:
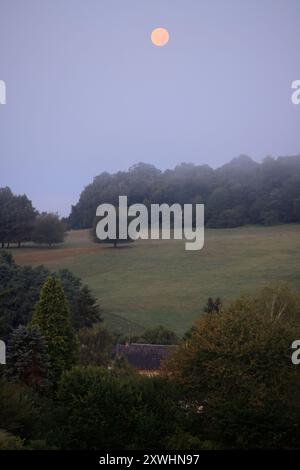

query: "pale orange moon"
left=151, top=27, right=170, bottom=47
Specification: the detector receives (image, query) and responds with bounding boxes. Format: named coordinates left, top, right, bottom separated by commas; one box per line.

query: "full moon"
left=151, top=27, right=170, bottom=47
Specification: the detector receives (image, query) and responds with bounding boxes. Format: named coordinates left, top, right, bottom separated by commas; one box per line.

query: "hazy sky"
left=1, top=0, right=300, bottom=216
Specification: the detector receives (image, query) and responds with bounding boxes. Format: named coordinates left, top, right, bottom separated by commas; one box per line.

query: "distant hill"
left=68, top=155, right=300, bottom=229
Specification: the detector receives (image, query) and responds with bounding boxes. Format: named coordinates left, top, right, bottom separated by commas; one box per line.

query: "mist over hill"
left=68, top=155, right=300, bottom=229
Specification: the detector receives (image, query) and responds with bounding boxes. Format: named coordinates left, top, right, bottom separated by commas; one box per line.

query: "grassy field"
left=10, top=225, right=300, bottom=336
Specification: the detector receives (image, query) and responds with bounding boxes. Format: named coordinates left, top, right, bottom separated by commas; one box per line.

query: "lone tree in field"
left=32, top=213, right=65, bottom=247
left=30, top=276, right=77, bottom=382
left=92, top=209, right=134, bottom=248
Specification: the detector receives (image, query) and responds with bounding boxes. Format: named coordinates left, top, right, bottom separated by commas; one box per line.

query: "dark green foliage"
left=78, top=325, right=113, bottom=366
left=50, top=366, right=142, bottom=449
left=182, top=325, right=197, bottom=342
left=166, top=284, right=300, bottom=448
left=11, top=195, right=37, bottom=246
left=0, top=430, right=24, bottom=449
left=59, top=269, right=102, bottom=329
left=166, top=431, right=216, bottom=450
left=6, top=325, right=51, bottom=389
left=0, top=188, right=65, bottom=248
left=0, top=376, right=33, bottom=436
left=32, top=213, right=65, bottom=247
left=58, top=268, right=81, bottom=299
left=0, top=378, right=51, bottom=448
left=0, top=187, right=14, bottom=246
left=203, top=297, right=222, bottom=314
left=1, top=239, right=300, bottom=450
left=30, top=277, right=77, bottom=382
left=49, top=366, right=183, bottom=450
left=0, top=250, right=14, bottom=265
left=0, top=259, right=49, bottom=339
left=130, top=376, right=185, bottom=450
left=69, top=156, right=300, bottom=229
left=0, top=256, right=101, bottom=338
left=137, top=325, right=179, bottom=345
left=70, top=163, right=160, bottom=229
left=0, top=187, right=36, bottom=247
left=72, top=285, right=102, bottom=329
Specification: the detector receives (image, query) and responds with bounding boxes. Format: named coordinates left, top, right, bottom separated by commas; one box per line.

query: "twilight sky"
left=1, top=0, right=300, bottom=216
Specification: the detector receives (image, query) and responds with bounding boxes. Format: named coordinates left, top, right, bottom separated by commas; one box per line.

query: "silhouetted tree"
left=0, top=188, right=36, bottom=247
left=92, top=208, right=134, bottom=248
left=204, top=297, right=222, bottom=314
left=32, top=213, right=65, bottom=247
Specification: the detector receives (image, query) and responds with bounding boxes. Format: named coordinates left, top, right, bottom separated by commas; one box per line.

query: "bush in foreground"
left=164, top=284, right=300, bottom=448
left=47, top=366, right=183, bottom=450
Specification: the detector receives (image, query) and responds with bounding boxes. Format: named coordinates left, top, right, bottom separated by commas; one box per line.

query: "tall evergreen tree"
left=7, top=325, right=51, bottom=389
left=30, top=277, right=77, bottom=382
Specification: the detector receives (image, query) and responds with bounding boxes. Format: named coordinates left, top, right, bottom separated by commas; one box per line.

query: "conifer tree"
left=7, top=325, right=51, bottom=389
left=30, top=276, right=77, bottom=382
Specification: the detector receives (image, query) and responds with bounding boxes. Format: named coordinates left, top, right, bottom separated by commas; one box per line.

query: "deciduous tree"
left=165, top=284, right=300, bottom=448
left=32, top=213, right=65, bottom=247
